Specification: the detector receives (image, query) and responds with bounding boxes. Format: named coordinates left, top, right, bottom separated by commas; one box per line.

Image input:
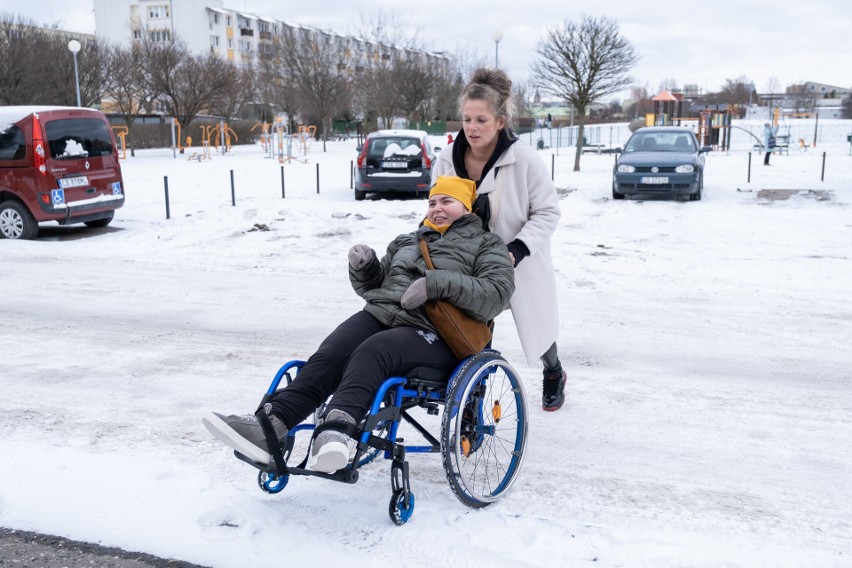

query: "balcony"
left=259, top=30, right=272, bottom=40
left=240, top=28, right=253, bottom=37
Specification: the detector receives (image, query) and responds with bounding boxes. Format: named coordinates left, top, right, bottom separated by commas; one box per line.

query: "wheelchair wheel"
left=257, top=471, right=289, bottom=494
left=441, top=351, right=528, bottom=508
left=388, top=489, right=415, bottom=525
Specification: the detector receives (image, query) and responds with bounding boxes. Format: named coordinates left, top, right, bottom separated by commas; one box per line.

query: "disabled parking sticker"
left=112, top=182, right=122, bottom=195
left=51, top=189, right=66, bottom=205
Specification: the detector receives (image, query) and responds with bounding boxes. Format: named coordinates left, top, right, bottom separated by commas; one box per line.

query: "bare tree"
left=393, top=51, right=435, bottom=123
left=206, top=60, right=249, bottom=120
left=276, top=26, right=351, bottom=150
left=352, top=41, right=398, bottom=131
left=718, top=75, right=754, bottom=106
left=765, top=77, right=780, bottom=97
left=0, top=15, right=45, bottom=104
left=532, top=15, right=638, bottom=171
left=102, top=43, right=156, bottom=156
left=141, top=36, right=233, bottom=128
left=658, top=78, right=680, bottom=93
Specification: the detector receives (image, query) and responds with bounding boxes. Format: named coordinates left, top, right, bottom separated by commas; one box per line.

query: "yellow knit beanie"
left=429, top=176, right=477, bottom=211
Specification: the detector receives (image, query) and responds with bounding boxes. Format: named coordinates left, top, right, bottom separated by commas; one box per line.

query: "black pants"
left=764, top=151, right=771, bottom=165
left=268, top=311, right=458, bottom=428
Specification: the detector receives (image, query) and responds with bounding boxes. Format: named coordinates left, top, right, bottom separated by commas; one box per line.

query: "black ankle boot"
left=542, top=366, right=566, bottom=411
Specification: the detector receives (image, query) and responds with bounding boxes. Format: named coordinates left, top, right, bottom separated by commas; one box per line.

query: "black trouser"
left=764, top=151, right=771, bottom=165
left=268, top=311, right=458, bottom=428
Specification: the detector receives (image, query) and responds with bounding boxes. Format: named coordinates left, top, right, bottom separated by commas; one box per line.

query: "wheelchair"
left=234, top=349, right=529, bottom=525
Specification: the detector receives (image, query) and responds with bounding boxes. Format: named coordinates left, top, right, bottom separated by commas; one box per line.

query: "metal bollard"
left=230, top=170, right=235, bottom=206
left=164, top=176, right=170, bottom=219
left=281, top=166, right=286, bottom=198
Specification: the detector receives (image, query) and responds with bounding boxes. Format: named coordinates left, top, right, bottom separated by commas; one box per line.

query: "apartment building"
left=92, top=0, right=447, bottom=73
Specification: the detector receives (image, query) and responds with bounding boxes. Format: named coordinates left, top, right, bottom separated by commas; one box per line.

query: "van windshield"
left=44, top=118, right=114, bottom=159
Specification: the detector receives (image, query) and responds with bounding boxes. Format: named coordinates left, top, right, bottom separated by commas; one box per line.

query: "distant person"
left=434, top=67, right=566, bottom=412
left=763, top=122, right=778, bottom=166
left=546, top=113, right=553, bottom=129
left=202, top=176, right=514, bottom=473
left=447, top=133, right=454, bottom=145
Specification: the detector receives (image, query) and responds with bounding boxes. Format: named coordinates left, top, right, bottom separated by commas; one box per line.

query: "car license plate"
left=382, top=161, right=407, bottom=169
left=641, top=176, right=668, bottom=184
left=58, top=176, right=89, bottom=188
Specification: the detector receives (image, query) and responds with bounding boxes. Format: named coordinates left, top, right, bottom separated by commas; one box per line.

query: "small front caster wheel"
left=388, top=489, right=415, bottom=525
left=258, top=471, right=289, bottom=494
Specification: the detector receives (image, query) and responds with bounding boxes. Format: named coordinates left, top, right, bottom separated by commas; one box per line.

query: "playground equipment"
left=297, top=125, right=316, bottom=155
left=252, top=122, right=271, bottom=153
left=111, top=125, right=129, bottom=159
left=186, top=135, right=212, bottom=161
left=205, top=122, right=238, bottom=154
left=171, top=118, right=191, bottom=154
left=648, top=90, right=684, bottom=126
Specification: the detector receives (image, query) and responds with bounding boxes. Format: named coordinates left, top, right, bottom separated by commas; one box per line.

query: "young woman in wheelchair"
left=203, top=176, right=515, bottom=474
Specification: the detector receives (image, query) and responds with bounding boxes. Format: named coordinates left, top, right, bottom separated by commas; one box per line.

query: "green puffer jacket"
left=350, top=213, right=515, bottom=333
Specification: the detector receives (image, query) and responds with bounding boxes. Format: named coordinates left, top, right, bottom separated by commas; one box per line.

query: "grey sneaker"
left=307, top=409, right=356, bottom=473
left=202, top=403, right=287, bottom=465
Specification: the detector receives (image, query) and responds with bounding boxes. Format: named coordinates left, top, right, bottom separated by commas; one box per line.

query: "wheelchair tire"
left=257, top=471, right=289, bottom=494
left=441, top=351, right=528, bottom=508
left=388, top=489, right=415, bottom=525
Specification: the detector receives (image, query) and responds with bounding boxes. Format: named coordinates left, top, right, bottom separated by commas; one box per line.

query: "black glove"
left=507, top=240, right=530, bottom=267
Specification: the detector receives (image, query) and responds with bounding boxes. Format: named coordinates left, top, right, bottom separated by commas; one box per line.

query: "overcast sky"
left=2, top=0, right=850, bottom=99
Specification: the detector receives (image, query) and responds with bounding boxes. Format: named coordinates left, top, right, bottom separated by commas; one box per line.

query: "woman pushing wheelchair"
left=203, top=176, right=515, bottom=474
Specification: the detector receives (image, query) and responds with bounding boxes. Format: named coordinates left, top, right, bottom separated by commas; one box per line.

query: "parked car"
left=354, top=129, right=438, bottom=201
left=0, top=106, right=125, bottom=239
left=612, top=126, right=710, bottom=201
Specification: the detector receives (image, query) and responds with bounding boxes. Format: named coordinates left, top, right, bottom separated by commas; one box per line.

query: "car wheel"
left=612, top=186, right=625, bottom=200
left=689, top=174, right=703, bottom=201
left=84, top=212, right=114, bottom=228
left=0, top=201, right=38, bottom=240
left=354, top=189, right=366, bottom=201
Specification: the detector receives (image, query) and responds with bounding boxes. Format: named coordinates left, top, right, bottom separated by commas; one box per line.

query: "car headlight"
left=675, top=164, right=695, bottom=173
left=616, top=164, right=635, bottom=173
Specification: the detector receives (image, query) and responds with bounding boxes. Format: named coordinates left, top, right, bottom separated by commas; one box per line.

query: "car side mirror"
left=700, top=145, right=712, bottom=153
left=614, top=147, right=623, bottom=154
left=356, top=144, right=363, bottom=152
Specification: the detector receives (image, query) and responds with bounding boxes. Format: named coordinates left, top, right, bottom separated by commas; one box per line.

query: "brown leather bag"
left=418, top=238, right=492, bottom=359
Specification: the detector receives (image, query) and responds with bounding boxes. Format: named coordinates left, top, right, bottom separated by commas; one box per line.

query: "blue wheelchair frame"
left=235, top=349, right=528, bottom=525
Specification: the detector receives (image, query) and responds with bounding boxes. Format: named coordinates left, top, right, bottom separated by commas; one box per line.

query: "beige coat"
left=434, top=139, right=561, bottom=363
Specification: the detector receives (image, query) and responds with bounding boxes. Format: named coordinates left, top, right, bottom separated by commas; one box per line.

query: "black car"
left=354, top=130, right=437, bottom=201
left=612, top=126, right=710, bottom=201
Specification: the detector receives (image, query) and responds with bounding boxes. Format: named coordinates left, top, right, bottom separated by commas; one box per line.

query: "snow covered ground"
left=1, top=120, right=851, bottom=567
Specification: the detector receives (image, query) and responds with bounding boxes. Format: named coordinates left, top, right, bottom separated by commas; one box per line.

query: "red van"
left=0, top=106, right=125, bottom=239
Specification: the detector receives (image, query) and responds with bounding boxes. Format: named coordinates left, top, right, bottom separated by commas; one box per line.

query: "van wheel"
left=85, top=212, right=114, bottom=228
left=354, top=189, right=366, bottom=201
left=0, top=201, right=38, bottom=240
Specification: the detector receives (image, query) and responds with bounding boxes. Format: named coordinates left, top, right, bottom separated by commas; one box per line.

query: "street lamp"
left=491, top=30, right=503, bottom=68
left=67, top=39, right=82, bottom=107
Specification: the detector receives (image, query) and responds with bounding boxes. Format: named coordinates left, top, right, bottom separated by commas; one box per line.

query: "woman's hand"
left=348, top=244, right=376, bottom=269
left=400, top=277, right=428, bottom=309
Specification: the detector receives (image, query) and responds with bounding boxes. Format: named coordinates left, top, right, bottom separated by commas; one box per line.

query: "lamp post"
left=67, top=39, right=82, bottom=107
left=491, top=30, right=503, bottom=68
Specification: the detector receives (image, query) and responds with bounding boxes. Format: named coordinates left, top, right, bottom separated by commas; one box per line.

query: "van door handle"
left=86, top=188, right=96, bottom=193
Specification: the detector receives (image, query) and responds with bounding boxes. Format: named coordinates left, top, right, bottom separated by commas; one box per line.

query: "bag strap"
left=418, top=238, right=435, bottom=270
